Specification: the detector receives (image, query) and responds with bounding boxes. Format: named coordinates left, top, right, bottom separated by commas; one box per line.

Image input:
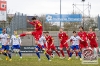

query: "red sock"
left=67, top=50, right=70, bottom=57
left=76, top=52, right=78, bottom=56
left=46, top=50, right=52, bottom=56
left=20, top=33, right=26, bottom=37
left=60, top=50, right=65, bottom=57
left=55, top=51, right=60, bottom=57
left=38, top=44, right=42, bottom=49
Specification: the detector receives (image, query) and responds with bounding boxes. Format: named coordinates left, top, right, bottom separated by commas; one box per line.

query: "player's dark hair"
left=79, top=26, right=84, bottom=30
left=45, top=31, right=49, bottom=33
left=73, top=31, right=76, bottom=33
left=32, top=17, right=36, bottom=20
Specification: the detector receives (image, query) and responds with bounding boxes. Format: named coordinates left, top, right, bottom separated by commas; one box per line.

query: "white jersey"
left=10, top=35, right=21, bottom=45
left=0, top=33, right=10, bottom=45
left=67, top=36, right=83, bottom=45
left=38, top=36, right=46, bottom=45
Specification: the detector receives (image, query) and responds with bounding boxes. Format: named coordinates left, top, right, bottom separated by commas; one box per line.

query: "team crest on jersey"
left=82, top=48, right=98, bottom=64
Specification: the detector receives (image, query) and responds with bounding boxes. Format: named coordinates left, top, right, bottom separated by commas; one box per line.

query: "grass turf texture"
left=0, top=55, right=100, bottom=66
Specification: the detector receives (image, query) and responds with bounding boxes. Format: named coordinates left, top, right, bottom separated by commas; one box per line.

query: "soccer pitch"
left=0, top=55, right=100, bottom=66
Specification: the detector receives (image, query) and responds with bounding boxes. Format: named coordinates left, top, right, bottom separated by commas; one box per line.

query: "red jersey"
left=78, top=31, right=87, bottom=43
left=58, top=32, right=68, bottom=44
left=87, top=32, right=97, bottom=43
left=45, top=35, right=54, bottom=46
left=29, top=20, right=43, bottom=31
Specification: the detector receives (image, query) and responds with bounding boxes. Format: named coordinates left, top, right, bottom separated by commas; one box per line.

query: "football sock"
left=69, top=52, right=73, bottom=57
left=8, top=53, right=11, bottom=59
left=45, top=54, right=50, bottom=60
left=36, top=52, right=40, bottom=59
left=20, top=33, right=26, bottom=37
left=60, top=50, right=65, bottom=57
left=19, top=51, right=22, bottom=57
left=67, top=50, right=70, bottom=57
left=78, top=52, right=81, bottom=58
left=55, top=51, right=60, bottom=57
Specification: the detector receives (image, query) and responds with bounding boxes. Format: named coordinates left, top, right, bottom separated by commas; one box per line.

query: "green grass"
left=0, top=55, right=100, bottom=66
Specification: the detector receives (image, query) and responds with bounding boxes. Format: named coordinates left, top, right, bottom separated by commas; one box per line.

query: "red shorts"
left=90, top=42, right=98, bottom=48
left=32, top=31, right=42, bottom=40
left=79, top=42, right=88, bottom=49
left=47, top=44, right=56, bottom=51
left=60, top=43, right=69, bottom=48
left=44, top=44, right=47, bottom=48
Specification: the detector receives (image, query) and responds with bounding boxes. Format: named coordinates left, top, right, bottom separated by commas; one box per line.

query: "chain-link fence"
left=7, top=12, right=27, bottom=35
left=5, top=13, right=100, bottom=47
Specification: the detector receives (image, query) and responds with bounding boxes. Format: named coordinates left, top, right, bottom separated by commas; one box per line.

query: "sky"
left=7, top=0, right=100, bottom=16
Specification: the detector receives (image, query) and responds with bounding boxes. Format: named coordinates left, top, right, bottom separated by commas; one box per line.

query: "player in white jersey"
left=10, top=31, right=22, bottom=58
left=0, top=28, right=12, bottom=61
left=35, top=32, right=51, bottom=61
left=65, top=31, right=83, bottom=61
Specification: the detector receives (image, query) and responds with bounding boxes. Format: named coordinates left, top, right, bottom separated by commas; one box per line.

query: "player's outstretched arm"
left=27, top=20, right=35, bottom=26
left=79, top=36, right=84, bottom=41
left=66, top=36, right=72, bottom=43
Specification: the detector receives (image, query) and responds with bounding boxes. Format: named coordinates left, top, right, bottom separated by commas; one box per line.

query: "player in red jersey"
left=45, top=31, right=60, bottom=58
left=78, top=26, right=88, bottom=50
left=58, top=28, right=70, bottom=58
left=87, top=27, right=99, bottom=52
left=20, top=17, right=42, bottom=40
left=20, top=17, right=43, bottom=47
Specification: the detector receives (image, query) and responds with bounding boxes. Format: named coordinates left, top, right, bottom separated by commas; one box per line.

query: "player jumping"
left=20, top=17, right=43, bottom=47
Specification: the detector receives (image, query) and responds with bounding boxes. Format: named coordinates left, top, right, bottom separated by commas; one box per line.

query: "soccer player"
left=58, top=28, right=69, bottom=58
left=35, top=32, right=51, bottom=61
left=20, top=17, right=43, bottom=46
left=0, top=28, right=12, bottom=61
left=87, top=27, right=99, bottom=52
left=70, top=39, right=78, bottom=59
left=65, top=31, right=83, bottom=61
left=10, top=30, right=22, bottom=58
left=78, top=26, right=88, bottom=50
left=45, top=31, right=60, bottom=58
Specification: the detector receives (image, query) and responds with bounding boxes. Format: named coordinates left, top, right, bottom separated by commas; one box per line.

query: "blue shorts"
left=35, top=45, right=44, bottom=51
left=2, top=45, right=9, bottom=51
left=12, top=45, right=20, bottom=49
left=70, top=45, right=79, bottom=50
